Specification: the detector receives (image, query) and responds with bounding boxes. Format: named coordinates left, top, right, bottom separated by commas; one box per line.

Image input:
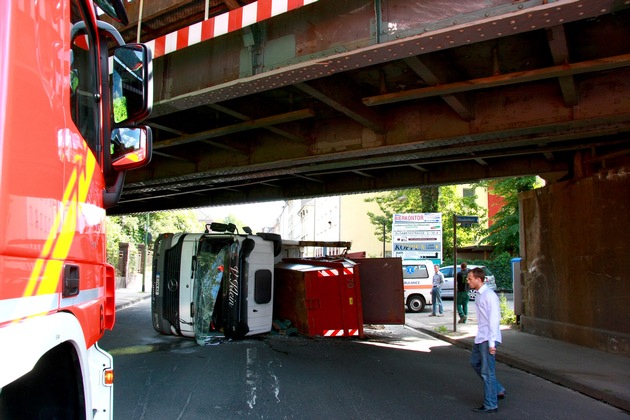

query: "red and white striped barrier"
left=145, top=0, right=318, bottom=59
left=317, top=267, right=354, bottom=277
left=323, top=329, right=360, bottom=337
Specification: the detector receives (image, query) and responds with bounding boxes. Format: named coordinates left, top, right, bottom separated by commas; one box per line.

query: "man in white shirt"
left=467, top=267, right=507, bottom=413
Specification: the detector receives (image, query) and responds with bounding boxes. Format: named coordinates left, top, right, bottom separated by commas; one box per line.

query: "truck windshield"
left=193, top=236, right=236, bottom=345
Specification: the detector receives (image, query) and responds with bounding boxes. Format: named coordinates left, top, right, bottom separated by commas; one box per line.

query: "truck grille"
left=162, top=237, right=184, bottom=332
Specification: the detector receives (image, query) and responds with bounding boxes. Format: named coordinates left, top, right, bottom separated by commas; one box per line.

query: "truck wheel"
left=407, top=295, right=425, bottom=313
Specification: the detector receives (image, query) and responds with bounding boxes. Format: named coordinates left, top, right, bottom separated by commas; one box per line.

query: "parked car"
left=439, top=265, right=496, bottom=300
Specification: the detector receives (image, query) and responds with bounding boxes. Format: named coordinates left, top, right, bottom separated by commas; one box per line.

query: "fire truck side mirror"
left=111, top=126, right=152, bottom=170
left=94, top=0, right=129, bottom=25
left=112, top=44, right=152, bottom=125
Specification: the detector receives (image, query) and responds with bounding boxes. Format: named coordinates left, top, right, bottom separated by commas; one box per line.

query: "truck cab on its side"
left=152, top=224, right=281, bottom=342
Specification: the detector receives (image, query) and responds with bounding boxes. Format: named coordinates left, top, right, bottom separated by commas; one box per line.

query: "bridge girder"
left=104, top=0, right=630, bottom=214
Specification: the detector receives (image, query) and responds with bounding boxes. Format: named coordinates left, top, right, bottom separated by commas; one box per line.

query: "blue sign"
left=456, top=215, right=479, bottom=224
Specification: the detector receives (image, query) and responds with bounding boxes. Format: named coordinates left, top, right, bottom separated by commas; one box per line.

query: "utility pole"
left=453, top=215, right=478, bottom=332
left=382, top=220, right=386, bottom=257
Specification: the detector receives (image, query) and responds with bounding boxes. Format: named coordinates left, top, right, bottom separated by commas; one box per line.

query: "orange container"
left=274, top=258, right=364, bottom=338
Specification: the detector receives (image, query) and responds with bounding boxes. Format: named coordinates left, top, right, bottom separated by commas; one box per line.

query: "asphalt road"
left=100, top=300, right=629, bottom=419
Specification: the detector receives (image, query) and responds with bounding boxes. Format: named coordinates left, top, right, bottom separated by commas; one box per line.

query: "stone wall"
left=519, top=166, right=630, bottom=356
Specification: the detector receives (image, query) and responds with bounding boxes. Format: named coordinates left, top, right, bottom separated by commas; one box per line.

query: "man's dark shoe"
left=472, top=406, right=498, bottom=413
left=497, top=392, right=506, bottom=400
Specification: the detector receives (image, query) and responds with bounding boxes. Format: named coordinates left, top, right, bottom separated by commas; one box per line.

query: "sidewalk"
left=114, top=287, right=630, bottom=413
left=405, top=304, right=630, bottom=413
left=115, top=286, right=150, bottom=311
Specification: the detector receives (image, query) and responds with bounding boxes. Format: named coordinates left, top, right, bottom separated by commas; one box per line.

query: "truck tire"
left=407, top=295, right=425, bottom=313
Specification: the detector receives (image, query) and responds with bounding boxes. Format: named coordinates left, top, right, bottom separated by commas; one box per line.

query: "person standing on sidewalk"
left=467, top=267, right=506, bottom=413
left=456, top=262, right=470, bottom=323
left=429, top=264, right=445, bottom=317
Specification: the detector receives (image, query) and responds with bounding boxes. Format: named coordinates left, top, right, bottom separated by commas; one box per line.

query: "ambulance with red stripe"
left=0, top=0, right=152, bottom=417
left=403, top=260, right=435, bottom=313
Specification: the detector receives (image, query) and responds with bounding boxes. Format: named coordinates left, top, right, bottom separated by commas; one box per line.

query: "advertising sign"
left=392, top=213, right=442, bottom=263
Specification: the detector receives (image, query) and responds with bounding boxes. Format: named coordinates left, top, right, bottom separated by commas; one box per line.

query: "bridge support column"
left=518, top=165, right=630, bottom=356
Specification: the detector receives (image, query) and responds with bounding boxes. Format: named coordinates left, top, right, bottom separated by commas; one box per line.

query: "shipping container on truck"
left=0, top=0, right=153, bottom=417
left=274, top=257, right=365, bottom=338
left=151, top=224, right=281, bottom=342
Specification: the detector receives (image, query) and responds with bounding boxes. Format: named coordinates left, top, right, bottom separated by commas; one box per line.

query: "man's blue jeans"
left=431, top=287, right=443, bottom=315
left=470, top=341, right=506, bottom=409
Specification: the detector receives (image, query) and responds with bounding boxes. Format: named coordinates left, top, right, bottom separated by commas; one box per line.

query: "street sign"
left=456, top=215, right=479, bottom=224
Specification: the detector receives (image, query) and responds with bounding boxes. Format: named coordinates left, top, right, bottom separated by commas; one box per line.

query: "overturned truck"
left=151, top=223, right=281, bottom=342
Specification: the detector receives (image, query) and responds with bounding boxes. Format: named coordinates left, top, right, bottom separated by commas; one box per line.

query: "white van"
left=402, top=260, right=435, bottom=313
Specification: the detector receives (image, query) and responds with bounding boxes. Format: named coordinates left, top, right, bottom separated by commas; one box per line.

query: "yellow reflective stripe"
left=24, top=151, right=97, bottom=297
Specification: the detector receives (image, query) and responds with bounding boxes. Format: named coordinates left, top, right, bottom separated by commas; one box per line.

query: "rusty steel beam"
left=403, top=56, right=474, bottom=121
left=153, top=109, right=315, bottom=149
left=363, top=53, right=630, bottom=106
left=295, top=80, right=385, bottom=134
left=547, top=25, right=579, bottom=107
left=207, top=104, right=307, bottom=142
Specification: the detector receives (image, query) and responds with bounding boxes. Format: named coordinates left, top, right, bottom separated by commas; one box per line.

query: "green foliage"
left=222, top=214, right=247, bottom=231
left=475, top=176, right=542, bottom=255
left=443, top=252, right=514, bottom=291
left=499, top=293, right=517, bottom=325
left=365, top=186, right=486, bottom=260
left=113, top=96, right=128, bottom=123
left=435, top=325, right=448, bottom=334
left=483, top=252, right=514, bottom=291
left=106, top=210, right=204, bottom=268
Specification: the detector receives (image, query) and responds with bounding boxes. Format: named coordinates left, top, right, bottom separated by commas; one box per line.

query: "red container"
left=274, top=258, right=364, bottom=338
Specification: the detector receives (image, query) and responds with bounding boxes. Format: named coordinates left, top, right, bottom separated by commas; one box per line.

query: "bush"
left=443, top=251, right=514, bottom=292
left=499, top=293, right=516, bottom=325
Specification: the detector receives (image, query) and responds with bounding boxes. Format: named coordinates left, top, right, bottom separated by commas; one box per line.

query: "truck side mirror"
left=112, top=44, right=152, bottom=124
left=111, top=126, right=152, bottom=170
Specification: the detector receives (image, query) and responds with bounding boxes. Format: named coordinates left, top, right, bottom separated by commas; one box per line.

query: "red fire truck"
left=0, top=0, right=152, bottom=417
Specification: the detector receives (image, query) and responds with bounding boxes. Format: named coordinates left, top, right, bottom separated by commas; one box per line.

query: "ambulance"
left=402, top=260, right=435, bottom=313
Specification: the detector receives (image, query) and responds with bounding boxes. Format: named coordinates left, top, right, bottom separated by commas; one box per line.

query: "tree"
left=106, top=210, right=204, bottom=268
left=476, top=176, right=542, bottom=255
left=365, top=186, right=485, bottom=261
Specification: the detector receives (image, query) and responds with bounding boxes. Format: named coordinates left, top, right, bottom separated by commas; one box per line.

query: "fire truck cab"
left=0, top=0, right=152, bottom=418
